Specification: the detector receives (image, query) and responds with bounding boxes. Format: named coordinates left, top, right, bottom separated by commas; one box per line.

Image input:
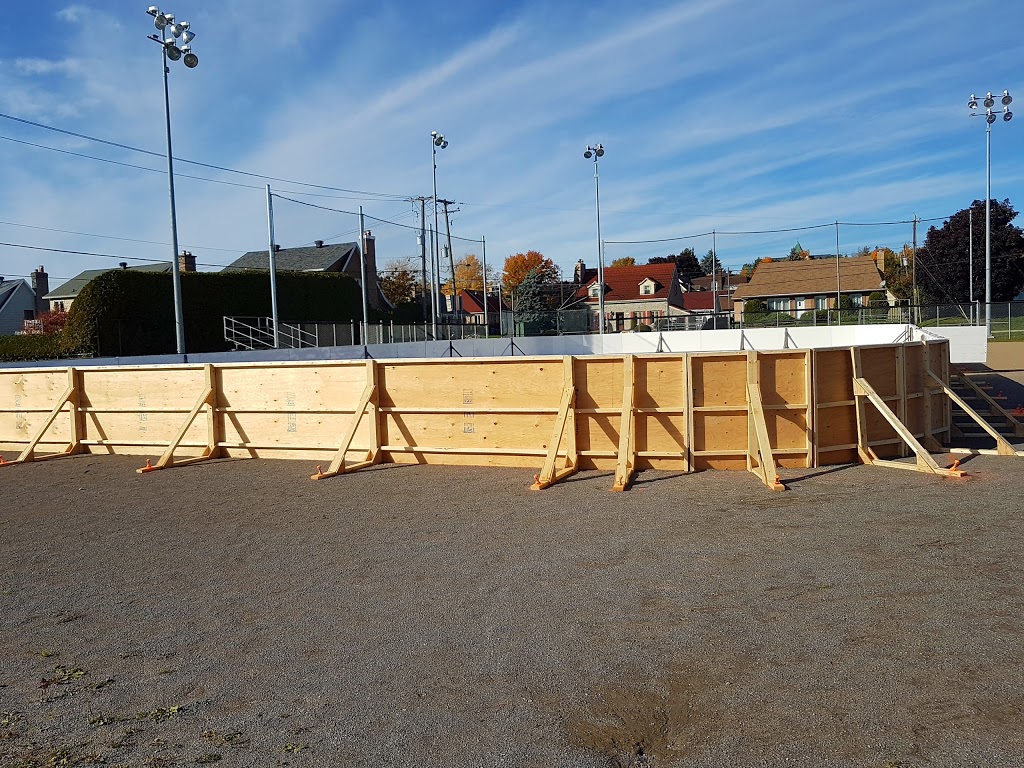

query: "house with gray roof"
left=224, top=236, right=390, bottom=311
left=44, top=263, right=171, bottom=312
left=0, top=279, right=38, bottom=335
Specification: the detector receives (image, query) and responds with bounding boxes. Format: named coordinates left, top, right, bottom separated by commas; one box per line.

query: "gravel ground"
left=1, top=452, right=1023, bottom=768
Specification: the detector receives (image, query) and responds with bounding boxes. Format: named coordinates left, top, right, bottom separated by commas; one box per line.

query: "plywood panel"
left=573, top=358, right=624, bottom=410
left=220, top=412, right=367, bottom=451
left=816, top=447, right=858, bottom=465
left=635, top=414, right=688, bottom=454
left=383, top=412, right=551, bottom=452
left=817, top=405, right=857, bottom=448
left=575, top=414, right=619, bottom=455
left=814, top=349, right=854, bottom=404
left=759, top=352, right=807, bottom=406
left=690, top=354, right=746, bottom=407
left=694, top=456, right=748, bottom=471
left=634, top=356, right=684, bottom=409
left=380, top=360, right=563, bottom=410
left=0, top=409, right=74, bottom=444
left=82, top=411, right=208, bottom=446
left=79, top=368, right=206, bottom=410
left=0, top=370, right=69, bottom=409
left=904, top=345, right=925, bottom=396
left=906, top=397, right=925, bottom=436
left=766, top=412, right=808, bottom=453
left=865, top=406, right=899, bottom=443
left=859, top=346, right=899, bottom=397
left=693, top=412, right=748, bottom=452
left=217, top=364, right=365, bottom=411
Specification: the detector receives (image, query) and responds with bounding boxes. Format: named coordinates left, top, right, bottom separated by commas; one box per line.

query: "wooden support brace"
left=950, top=366, right=1024, bottom=438
left=137, top=364, right=218, bottom=474
left=310, top=360, right=380, bottom=480
left=531, top=356, right=578, bottom=490
left=0, top=367, right=81, bottom=468
left=611, top=355, right=636, bottom=492
left=853, top=376, right=965, bottom=477
left=930, top=372, right=1022, bottom=457
left=746, top=353, right=785, bottom=491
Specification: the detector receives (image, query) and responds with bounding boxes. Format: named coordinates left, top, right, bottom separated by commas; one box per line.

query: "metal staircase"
left=949, top=367, right=1024, bottom=441
left=223, top=317, right=318, bottom=351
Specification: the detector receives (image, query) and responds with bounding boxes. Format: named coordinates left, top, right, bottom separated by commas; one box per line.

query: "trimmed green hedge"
left=0, top=334, right=68, bottom=362
left=63, top=269, right=366, bottom=357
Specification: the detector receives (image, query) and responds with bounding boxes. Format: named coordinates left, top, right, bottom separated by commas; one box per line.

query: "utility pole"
left=440, top=198, right=457, bottom=309
left=410, top=196, right=429, bottom=321
left=912, top=214, right=918, bottom=326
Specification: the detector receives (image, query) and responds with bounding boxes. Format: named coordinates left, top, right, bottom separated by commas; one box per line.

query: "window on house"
left=815, top=295, right=828, bottom=310
left=768, top=298, right=788, bottom=311
left=589, top=283, right=601, bottom=297
left=794, top=296, right=805, bottom=309
left=641, top=284, right=653, bottom=295
left=24, top=309, right=35, bottom=321
left=850, top=294, right=863, bottom=307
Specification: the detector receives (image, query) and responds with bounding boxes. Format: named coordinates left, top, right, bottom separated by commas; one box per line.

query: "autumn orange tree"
left=379, top=257, right=420, bottom=305
left=610, top=256, right=635, bottom=267
left=502, top=251, right=559, bottom=292
left=442, top=253, right=494, bottom=295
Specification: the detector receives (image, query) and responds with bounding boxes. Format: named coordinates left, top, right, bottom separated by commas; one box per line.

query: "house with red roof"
left=456, top=289, right=509, bottom=332
left=577, top=262, right=686, bottom=331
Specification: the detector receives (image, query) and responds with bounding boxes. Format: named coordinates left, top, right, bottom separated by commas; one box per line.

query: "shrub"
left=0, top=334, right=68, bottom=362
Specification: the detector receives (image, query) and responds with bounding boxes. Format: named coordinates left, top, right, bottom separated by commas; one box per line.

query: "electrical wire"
left=0, top=218, right=247, bottom=254
left=0, top=111, right=413, bottom=200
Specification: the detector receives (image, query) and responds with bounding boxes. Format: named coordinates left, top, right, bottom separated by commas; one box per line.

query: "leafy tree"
left=740, top=256, right=773, bottom=277
left=513, top=268, right=552, bottom=323
left=917, top=199, right=1024, bottom=303
left=610, top=256, right=636, bottom=267
left=502, top=250, right=559, bottom=292
left=379, top=258, right=419, bottom=305
left=442, top=253, right=493, bottom=295
left=648, top=247, right=704, bottom=280
left=32, top=309, right=69, bottom=335
left=700, top=249, right=721, bottom=275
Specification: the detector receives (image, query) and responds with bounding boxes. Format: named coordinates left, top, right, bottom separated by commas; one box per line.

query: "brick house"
left=577, top=263, right=685, bottom=331
left=731, top=254, right=892, bottom=320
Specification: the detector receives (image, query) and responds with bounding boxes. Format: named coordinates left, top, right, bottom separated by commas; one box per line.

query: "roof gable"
left=732, top=255, right=884, bottom=300
left=0, top=279, right=29, bottom=314
left=225, top=243, right=359, bottom=273
left=579, top=263, right=679, bottom=302
left=44, top=264, right=172, bottom=300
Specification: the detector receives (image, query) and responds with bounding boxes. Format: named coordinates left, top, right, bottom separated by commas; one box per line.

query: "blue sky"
left=1, top=0, right=1022, bottom=290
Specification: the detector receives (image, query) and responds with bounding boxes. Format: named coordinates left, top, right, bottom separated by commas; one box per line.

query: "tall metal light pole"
left=584, top=144, right=606, bottom=335
left=968, top=90, right=1013, bottom=336
left=147, top=6, right=198, bottom=355
left=430, top=131, right=448, bottom=336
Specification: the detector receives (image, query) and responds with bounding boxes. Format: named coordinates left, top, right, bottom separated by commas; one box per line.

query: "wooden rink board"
left=0, top=341, right=953, bottom=478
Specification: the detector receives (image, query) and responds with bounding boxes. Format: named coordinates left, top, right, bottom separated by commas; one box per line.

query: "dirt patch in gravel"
left=1, top=451, right=1023, bottom=767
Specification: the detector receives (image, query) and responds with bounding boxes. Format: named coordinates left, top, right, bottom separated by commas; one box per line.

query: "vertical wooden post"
left=67, top=367, right=83, bottom=456
left=531, top=356, right=578, bottom=490
left=681, top=353, right=692, bottom=473
left=746, top=351, right=785, bottom=491
left=803, top=349, right=814, bottom=468
left=366, top=359, right=381, bottom=463
left=611, top=355, right=636, bottom=492
left=896, top=345, right=907, bottom=458
left=205, top=364, right=221, bottom=459
left=851, top=348, right=872, bottom=465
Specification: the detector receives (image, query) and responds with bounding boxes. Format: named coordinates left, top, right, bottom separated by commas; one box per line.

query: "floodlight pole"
left=985, top=119, right=992, bottom=336
left=587, top=147, right=606, bottom=336
left=160, top=43, right=186, bottom=354
left=968, top=89, right=1013, bottom=337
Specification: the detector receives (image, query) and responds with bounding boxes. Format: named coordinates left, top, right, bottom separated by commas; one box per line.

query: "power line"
left=0, top=218, right=247, bottom=254
left=0, top=111, right=413, bottom=200
left=0, top=240, right=227, bottom=270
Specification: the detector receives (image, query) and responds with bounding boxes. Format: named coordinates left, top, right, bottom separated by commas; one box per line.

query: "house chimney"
left=274, top=243, right=282, bottom=252
left=315, top=240, right=324, bottom=248
left=178, top=251, right=196, bottom=273
left=119, top=262, right=129, bottom=269
left=31, top=266, right=49, bottom=315
left=361, top=230, right=382, bottom=310
left=574, top=259, right=586, bottom=283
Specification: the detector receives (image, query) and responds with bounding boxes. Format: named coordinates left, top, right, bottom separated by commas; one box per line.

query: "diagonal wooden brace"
left=746, top=354, right=785, bottom=492
left=531, top=359, right=577, bottom=490
left=311, top=361, right=379, bottom=480
left=137, top=365, right=218, bottom=474
left=0, top=368, right=81, bottom=468
left=853, top=376, right=965, bottom=477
